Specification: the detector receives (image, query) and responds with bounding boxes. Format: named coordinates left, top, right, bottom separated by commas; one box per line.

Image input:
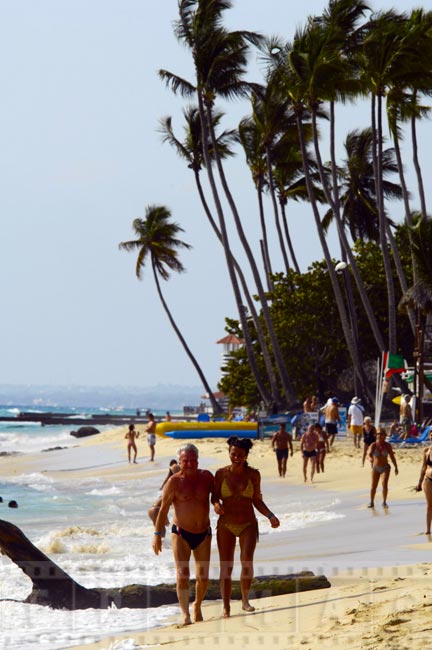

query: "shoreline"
left=1, top=426, right=431, bottom=650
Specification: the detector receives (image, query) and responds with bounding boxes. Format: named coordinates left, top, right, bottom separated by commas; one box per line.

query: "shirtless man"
left=125, top=423, right=139, bottom=464
left=152, top=443, right=214, bottom=626
left=271, top=423, right=293, bottom=477
left=300, top=424, right=320, bottom=482
left=145, top=413, right=156, bottom=461
left=324, top=397, right=341, bottom=447
left=400, top=395, right=413, bottom=440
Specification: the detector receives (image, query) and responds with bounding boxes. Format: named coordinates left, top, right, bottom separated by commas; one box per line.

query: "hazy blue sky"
left=0, top=0, right=429, bottom=394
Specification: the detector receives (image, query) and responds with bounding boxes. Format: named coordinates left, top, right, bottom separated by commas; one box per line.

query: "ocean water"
left=0, top=404, right=345, bottom=650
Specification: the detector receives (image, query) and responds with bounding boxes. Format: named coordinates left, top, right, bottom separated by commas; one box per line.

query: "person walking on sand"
left=145, top=413, right=156, bottom=461
left=125, top=423, right=139, bottom=464
left=324, top=397, right=341, bottom=447
left=271, top=423, right=293, bottom=477
left=348, top=397, right=364, bottom=449
left=415, top=428, right=432, bottom=534
left=362, top=416, right=377, bottom=467
left=367, top=427, right=398, bottom=508
left=152, top=443, right=214, bottom=626
left=300, top=424, right=320, bottom=482
left=315, top=422, right=329, bottom=474
left=212, top=437, right=280, bottom=618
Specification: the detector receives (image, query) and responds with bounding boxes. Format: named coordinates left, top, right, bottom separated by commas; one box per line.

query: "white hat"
left=351, top=396, right=361, bottom=404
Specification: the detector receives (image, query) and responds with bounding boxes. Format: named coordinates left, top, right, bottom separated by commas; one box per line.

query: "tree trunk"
left=0, top=519, right=330, bottom=610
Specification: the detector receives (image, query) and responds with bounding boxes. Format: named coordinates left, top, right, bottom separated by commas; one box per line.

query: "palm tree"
left=159, top=105, right=279, bottom=405
left=399, top=216, right=432, bottom=421
left=322, top=127, right=401, bottom=243
left=119, top=205, right=223, bottom=415
left=159, top=0, right=297, bottom=407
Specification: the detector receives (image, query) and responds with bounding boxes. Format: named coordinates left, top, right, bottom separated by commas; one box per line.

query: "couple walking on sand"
left=152, top=438, right=280, bottom=625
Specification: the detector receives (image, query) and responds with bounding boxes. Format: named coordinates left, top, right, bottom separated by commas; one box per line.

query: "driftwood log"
left=0, top=519, right=330, bottom=610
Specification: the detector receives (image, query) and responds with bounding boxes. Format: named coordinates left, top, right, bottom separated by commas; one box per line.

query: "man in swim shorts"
left=152, top=443, right=214, bottom=626
left=271, top=423, right=294, bottom=477
left=145, top=413, right=156, bottom=461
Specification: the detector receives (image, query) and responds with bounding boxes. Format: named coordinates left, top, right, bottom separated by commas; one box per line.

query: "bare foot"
left=178, top=615, right=192, bottom=627
left=242, top=601, right=255, bottom=612
left=223, top=607, right=230, bottom=618
left=193, top=602, right=203, bottom=622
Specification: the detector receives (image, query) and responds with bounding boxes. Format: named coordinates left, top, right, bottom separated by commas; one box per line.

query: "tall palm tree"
left=399, top=216, right=432, bottom=421
left=159, top=0, right=297, bottom=407
left=159, top=106, right=279, bottom=405
left=119, top=205, right=223, bottom=415
left=322, top=127, right=401, bottom=243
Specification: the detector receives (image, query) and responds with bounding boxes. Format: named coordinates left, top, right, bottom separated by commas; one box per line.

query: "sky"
left=0, top=0, right=430, bottom=396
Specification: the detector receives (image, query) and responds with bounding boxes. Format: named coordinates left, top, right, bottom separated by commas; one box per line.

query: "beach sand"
left=2, top=425, right=432, bottom=650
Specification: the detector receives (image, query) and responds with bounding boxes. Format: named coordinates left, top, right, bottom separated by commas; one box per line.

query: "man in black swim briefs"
left=152, top=443, right=215, bottom=627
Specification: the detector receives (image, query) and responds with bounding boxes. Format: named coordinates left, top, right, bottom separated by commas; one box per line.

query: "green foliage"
left=219, top=236, right=414, bottom=409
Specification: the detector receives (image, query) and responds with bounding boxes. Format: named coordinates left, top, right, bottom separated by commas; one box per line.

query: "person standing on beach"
left=367, top=427, right=398, bottom=508
left=148, top=459, right=181, bottom=537
left=324, top=397, right=341, bottom=447
left=145, top=413, right=156, bottom=461
left=400, top=395, right=413, bottom=440
left=300, top=424, right=320, bottom=482
left=415, top=428, right=432, bottom=534
left=212, top=437, right=280, bottom=618
left=152, top=443, right=214, bottom=626
left=347, top=397, right=364, bottom=449
left=271, top=423, right=293, bottom=477
left=315, top=423, right=329, bottom=474
left=362, top=417, right=377, bottom=466
left=125, top=423, right=139, bottom=464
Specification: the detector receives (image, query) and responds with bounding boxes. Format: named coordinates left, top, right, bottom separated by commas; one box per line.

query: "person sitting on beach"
left=300, top=424, right=320, bottom=482
left=315, top=423, right=329, bottom=474
left=145, top=413, right=156, bottom=461
left=271, top=423, right=293, bottom=478
left=152, top=443, right=214, bottom=626
left=125, top=423, right=139, bottom=464
left=324, top=398, right=341, bottom=447
left=212, top=436, right=280, bottom=618
left=362, top=417, right=377, bottom=467
left=367, top=427, right=398, bottom=508
left=347, top=397, right=364, bottom=449
left=415, top=428, right=432, bottom=534
left=148, top=459, right=181, bottom=537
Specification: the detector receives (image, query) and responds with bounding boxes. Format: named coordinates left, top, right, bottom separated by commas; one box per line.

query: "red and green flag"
left=383, top=352, right=406, bottom=378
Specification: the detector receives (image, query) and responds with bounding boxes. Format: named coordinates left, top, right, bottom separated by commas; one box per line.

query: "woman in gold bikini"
left=212, top=436, right=280, bottom=618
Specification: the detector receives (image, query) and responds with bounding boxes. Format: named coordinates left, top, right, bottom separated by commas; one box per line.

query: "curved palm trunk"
left=411, top=110, right=427, bottom=219
left=197, top=93, right=281, bottom=409
left=256, top=181, right=274, bottom=288
left=151, top=262, right=223, bottom=415
left=296, top=110, right=374, bottom=403
left=390, top=123, right=416, bottom=333
left=265, top=146, right=291, bottom=275
left=204, top=100, right=297, bottom=407
left=374, top=94, right=397, bottom=352
left=279, top=198, right=301, bottom=274
left=312, top=104, right=385, bottom=353
left=193, top=167, right=279, bottom=405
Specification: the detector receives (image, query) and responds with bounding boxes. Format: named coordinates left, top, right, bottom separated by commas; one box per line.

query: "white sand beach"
left=1, top=425, right=432, bottom=650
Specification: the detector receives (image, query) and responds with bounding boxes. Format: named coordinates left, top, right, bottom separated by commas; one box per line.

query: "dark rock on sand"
left=0, top=519, right=330, bottom=610
left=8, top=501, right=18, bottom=509
left=70, top=426, right=100, bottom=438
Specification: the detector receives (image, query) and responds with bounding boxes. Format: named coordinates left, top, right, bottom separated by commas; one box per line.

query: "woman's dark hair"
left=227, top=436, right=253, bottom=455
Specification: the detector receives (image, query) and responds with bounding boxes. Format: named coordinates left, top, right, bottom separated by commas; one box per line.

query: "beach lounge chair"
left=391, top=425, right=431, bottom=446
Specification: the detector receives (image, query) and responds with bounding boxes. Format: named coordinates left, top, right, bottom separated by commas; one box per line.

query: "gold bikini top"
left=221, top=477, right=254, bottom=499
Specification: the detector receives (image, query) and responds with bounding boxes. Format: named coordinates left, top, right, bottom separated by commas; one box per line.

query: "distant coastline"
left=0, top=383, right=204, bottom=410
